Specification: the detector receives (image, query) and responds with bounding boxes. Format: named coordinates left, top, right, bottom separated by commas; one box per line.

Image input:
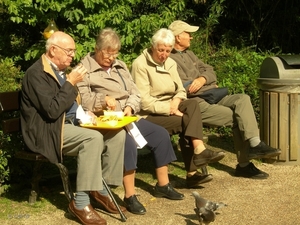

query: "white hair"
left=151, top=28, right=175, bottom=48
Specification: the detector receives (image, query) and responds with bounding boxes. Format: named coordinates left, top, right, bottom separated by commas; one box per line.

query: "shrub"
left=0, top=58, right=24, bottom=194
left=190, top=32, right=275, bottom=136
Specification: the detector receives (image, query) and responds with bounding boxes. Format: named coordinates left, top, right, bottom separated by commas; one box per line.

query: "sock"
left=75, top=191, right=90, bottom=210
left=187, top=171, right=197, bottom=177
left=249, top=137, right=261, bottom=147
left=98, top=182, right=109, bottom=196
left=239, top=162, right=250, bottom=167
left=194, top=144, right=206, bottom=154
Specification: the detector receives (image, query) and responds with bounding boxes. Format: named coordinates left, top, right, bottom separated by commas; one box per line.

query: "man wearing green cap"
left=168, top=20, right=281, bottom=179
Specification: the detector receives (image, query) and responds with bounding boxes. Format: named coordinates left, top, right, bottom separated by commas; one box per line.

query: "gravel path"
left=3, top=139, right=300, bottom=225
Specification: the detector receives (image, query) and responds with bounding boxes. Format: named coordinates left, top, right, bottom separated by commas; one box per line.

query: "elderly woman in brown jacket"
left=131, top=28, right=225, bottom=189
left=77, top=28, right=185, bottom=215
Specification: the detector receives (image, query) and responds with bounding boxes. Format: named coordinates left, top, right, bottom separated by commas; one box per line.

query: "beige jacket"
left=131, top=48, right=187, bottom=116
left=78, top=53, right=141, bottom=113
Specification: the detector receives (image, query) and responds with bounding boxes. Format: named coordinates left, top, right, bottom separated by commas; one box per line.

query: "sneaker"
left=193, top=149, right=225, bottom=167
left=249, top=142, right=281, bottom=159
left=186, top=171, right=213, bottom=188
left=235, top=162, right=269, bottom=179
left=153, top=183, right=184, bottom=200
left=123, top=195, right=146, bottom=215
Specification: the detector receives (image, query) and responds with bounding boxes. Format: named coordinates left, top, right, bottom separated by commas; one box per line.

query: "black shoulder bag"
left=198, top=87, right=228, bottom=104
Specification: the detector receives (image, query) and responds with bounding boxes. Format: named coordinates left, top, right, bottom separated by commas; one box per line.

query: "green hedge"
left=0, top=58, right=23, bottom=194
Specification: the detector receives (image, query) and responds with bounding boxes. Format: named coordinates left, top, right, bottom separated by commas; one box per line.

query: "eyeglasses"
left=101, top=51, right=119, bottom=59
left=52, top=44, right=76, bottom=56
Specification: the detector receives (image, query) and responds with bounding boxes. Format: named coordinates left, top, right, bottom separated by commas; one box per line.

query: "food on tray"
left=103, top=110, right=124, bottom=120
left=99, top=115, right=118, bottom=122
left=97, top=115, right=118, bottom=126
left=80, top=116, right=138, bottom=129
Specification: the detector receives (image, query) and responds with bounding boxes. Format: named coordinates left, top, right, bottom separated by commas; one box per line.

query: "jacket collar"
left=82, top=52, right=123, bottom=73
left=42, top=54, right=58, bottom=81
left=171, top=48, right=188, bottom=54
left=142, top=48, right=173, bottom=73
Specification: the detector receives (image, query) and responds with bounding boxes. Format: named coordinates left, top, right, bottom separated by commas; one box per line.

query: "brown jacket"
left=78, top=52, right=141, bottom=114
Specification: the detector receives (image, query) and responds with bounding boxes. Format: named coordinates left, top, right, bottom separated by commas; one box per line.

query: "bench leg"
left=28, top=161, right=44, bottom=204
left=55, top=163, right=74, bottom=202
left=31, top=161, right=43, bottom=194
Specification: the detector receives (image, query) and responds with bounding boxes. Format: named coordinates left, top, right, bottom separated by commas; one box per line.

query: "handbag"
left=198, top=87, right=228, bottom=104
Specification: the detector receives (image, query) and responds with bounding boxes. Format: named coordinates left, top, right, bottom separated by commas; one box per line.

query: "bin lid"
left=259, top=55, right=300, bottom=79
left=258, top=55, right=300, bottom=92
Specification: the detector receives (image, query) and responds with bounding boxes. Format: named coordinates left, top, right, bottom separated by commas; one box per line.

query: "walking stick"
left=102, top=178, right=127, bottom=222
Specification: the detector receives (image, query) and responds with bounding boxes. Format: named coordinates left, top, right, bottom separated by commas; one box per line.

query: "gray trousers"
left=62, top=124, right=125, bottom=191
left=199, top=94, right=259, bottom=163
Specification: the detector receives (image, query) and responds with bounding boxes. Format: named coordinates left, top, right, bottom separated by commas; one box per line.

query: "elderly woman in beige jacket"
left=131, top=28, right=225, bottom=188
left=77, top=28, right=185, bottom=215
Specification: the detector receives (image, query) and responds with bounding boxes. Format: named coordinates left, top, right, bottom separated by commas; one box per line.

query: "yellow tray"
left=80, top=116, right=138, bottom=130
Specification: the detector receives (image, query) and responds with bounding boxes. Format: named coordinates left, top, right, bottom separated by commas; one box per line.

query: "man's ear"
left=175, top=35, right=181, bottom=43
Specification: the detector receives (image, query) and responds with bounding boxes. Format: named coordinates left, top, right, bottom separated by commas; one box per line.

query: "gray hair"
left=45, top=31, right=61, bottom=51
left=95, top=28, right=121, bottom=51
left=151, top=28, right=175, bottom=48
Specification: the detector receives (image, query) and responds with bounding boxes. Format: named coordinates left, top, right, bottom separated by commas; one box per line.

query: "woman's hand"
left=170, top=97, right=181, bottom=115
left=105, top=96, right=116, bottom=110
left=82, top=111, right=97, bottom=125
left=173, top=109, right=183, bottom=117
left=123, top=106, right=133, bottom=116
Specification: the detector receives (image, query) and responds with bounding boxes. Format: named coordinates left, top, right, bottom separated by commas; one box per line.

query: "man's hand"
left=85, top=111, right=97, bottom=125
left=188, top=77, right=206, bottom=93
left=66, top=64, right=87, bottom=86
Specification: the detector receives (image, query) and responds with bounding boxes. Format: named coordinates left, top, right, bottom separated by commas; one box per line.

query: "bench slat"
left=0, top=91, right=20, bottom=112
left=1, top=90, right=75, bottom=203
left=15, top=150, right=49, bottom=161
left=2, top=118, right=20, bottom=133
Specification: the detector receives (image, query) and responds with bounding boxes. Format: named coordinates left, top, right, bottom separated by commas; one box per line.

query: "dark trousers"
left=145, top=99, right=203, bottom=172
left=124, top=118, right=177, bottom=171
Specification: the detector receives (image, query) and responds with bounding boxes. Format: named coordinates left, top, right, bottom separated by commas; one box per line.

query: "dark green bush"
left=0, top=58, right=23, bottom=194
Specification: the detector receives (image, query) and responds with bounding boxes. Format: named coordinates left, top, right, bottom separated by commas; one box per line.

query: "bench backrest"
left=0, top=91, right=75, bottom=202
left=0, top=91, right=21, bottom=134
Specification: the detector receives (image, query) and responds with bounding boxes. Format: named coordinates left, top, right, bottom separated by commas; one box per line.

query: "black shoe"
left=186, top=171, right=213, bottom=188
left=123, top=195, right=146, bottom=215
left=235, top=162, right=269, bottom=179
left=193, top=149, right=225, bottom=167
left=249, top=142, right=281, bottom=159
left=153, top=183, right=184, bottom=200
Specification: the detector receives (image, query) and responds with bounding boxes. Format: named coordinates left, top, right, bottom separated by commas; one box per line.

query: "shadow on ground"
left=3, top=134, right=236, bottom=218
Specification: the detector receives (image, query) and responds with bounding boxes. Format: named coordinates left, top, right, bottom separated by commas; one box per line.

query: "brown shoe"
left=68, top=200, right=107, bottom=225
left=193, top=149, right=225, bottom=167
left=90, top=191, right=127, bottom=214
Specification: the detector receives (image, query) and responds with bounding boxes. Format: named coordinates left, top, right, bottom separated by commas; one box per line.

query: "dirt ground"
left=3, top=137, right=300, bottom=225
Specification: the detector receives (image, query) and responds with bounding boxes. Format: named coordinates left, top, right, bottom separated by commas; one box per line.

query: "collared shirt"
left=44, top=55, right=65, bottom=79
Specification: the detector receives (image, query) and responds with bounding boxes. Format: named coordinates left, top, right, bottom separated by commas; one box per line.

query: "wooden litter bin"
left=257, top=55, right=300, bottom=165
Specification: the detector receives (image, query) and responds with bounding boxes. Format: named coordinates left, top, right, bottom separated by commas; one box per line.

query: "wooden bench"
left=0, top=90, right=127, bottom=221
left=0, top=91, right=74, bottom=203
